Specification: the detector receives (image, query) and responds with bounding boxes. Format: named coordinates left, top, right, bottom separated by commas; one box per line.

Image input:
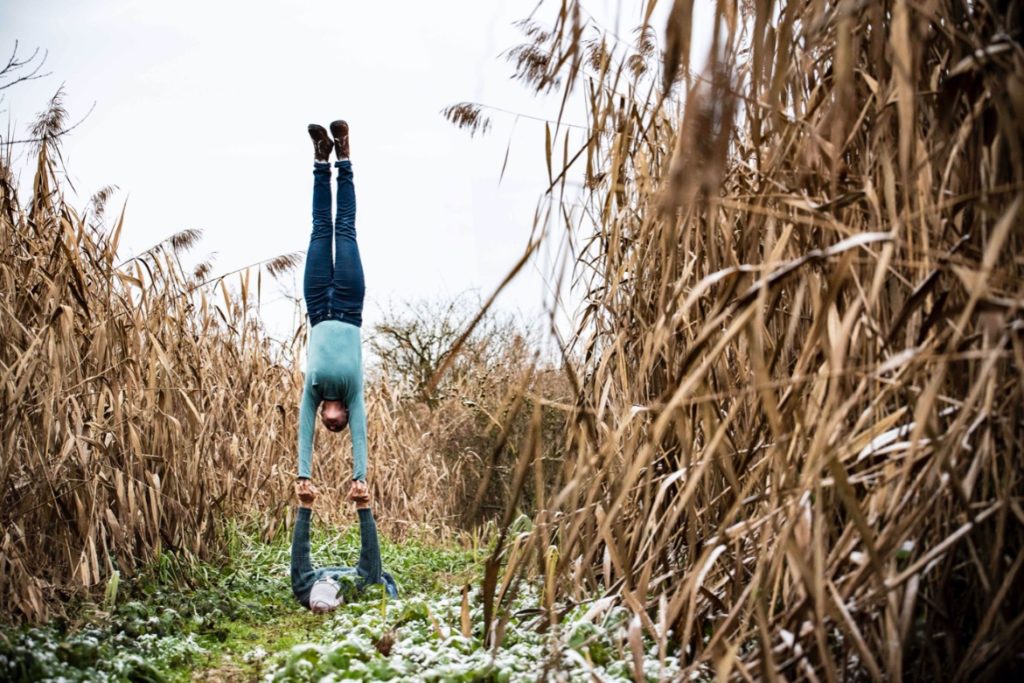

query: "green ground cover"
left=0, top=518, right=686, bottom=682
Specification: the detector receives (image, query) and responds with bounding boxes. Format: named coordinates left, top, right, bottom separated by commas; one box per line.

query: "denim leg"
left=291, top=507, right=317, bottom=607
left=330, top=159, right=365, bottom=327
left=355, top=507, right=382, bottom=587
left=303, top=162, right=334, bottom=326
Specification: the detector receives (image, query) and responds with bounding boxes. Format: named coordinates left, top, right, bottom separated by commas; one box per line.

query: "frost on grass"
left=0, top=625, right=206, bottom=683
left=265, top=585, right=685, bottom=682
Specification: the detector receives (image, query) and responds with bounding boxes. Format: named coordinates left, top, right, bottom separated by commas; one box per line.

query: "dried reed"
left=468, top=0, right=1023, bottom=679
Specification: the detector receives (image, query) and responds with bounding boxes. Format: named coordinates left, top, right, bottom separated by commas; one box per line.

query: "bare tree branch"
left=0, top=41, right=51, bottom=92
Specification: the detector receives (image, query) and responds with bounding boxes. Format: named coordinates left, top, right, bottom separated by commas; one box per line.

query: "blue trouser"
left=304, top=160, right=365, bottom=328
left=290, top=507, right=399, bottom=607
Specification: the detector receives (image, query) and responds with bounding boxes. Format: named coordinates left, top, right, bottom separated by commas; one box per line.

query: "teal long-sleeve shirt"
left=297, top=320, right=367, bottom=480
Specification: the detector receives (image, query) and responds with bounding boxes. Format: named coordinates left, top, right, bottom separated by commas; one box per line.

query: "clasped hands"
left=295, top=478, right=370, bottom=509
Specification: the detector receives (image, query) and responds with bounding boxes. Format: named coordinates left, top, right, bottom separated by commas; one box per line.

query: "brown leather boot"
left=330, top=120, right=349, bottom=159
left=308, top=123, right=333, bottom=162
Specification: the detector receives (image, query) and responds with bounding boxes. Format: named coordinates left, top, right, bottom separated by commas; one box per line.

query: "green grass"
left=0, top=517, right=690, bottom=682
left=195, top=520, right=486, bottom=681
left=0, top=517, right=482, bottom=682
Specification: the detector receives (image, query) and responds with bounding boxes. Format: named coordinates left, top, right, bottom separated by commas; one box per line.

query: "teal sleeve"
left=297, top=380, right=319, bottom=479
left=348, top=381, right=367, bottom=481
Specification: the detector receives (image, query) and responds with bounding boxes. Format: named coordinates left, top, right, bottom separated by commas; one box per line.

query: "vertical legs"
left=303, top=163, right=334, bottom=326
left=303, top=160, right=364, bottom=328
left=330, top=159, right=365, bottom=327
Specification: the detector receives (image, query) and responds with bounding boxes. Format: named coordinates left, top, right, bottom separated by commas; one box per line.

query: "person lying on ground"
left=290, top=480, right=398, bottom=613
left=297, top=119, right=368, bottom=501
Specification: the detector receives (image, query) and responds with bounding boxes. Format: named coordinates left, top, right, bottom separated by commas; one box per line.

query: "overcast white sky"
left=2, top=0, right=703, bottom=343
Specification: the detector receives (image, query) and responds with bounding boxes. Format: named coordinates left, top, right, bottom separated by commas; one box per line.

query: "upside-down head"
left=309, top=577, right=343, bottom=613
left=320, top=400, right=349, bottom=432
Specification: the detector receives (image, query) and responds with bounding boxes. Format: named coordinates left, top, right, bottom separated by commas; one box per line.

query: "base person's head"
left=309, top=577, right=343, bottom=613
left=321, top=400, right=348, bottom=432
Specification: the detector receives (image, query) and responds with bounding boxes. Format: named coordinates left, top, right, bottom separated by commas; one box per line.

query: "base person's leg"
left=355, top=506, right=382, bottom=586
left=291, top=506, right=317, bottom=607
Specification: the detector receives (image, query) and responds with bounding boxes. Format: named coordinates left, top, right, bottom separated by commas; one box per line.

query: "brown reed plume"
left=463, top=0, right=1024, bottom=680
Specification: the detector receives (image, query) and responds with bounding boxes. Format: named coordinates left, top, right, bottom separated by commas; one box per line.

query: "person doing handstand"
left=298, top=120, right=369, bottom=503
left=291, top=481, right=398, bottom=613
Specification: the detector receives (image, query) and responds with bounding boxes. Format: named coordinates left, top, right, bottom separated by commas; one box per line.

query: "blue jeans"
left=304, top=160, right=364, bottom=327
left=290, top=507, right=399, bottom=607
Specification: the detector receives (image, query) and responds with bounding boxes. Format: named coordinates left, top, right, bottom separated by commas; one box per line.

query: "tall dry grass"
left=1, top=125, right=302, bottom=621
left=460, top=0, right=1023, bottom=680
left=0, top=103, right=566, bottom=622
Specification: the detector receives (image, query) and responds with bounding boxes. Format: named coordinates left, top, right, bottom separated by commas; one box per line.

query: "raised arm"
left=348, top=383, right=367, bottom=482
left=297, top=379, right=319, bottom=479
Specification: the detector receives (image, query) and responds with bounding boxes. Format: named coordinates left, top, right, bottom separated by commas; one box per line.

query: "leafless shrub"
left=368, top=297, right=567, bottom=527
